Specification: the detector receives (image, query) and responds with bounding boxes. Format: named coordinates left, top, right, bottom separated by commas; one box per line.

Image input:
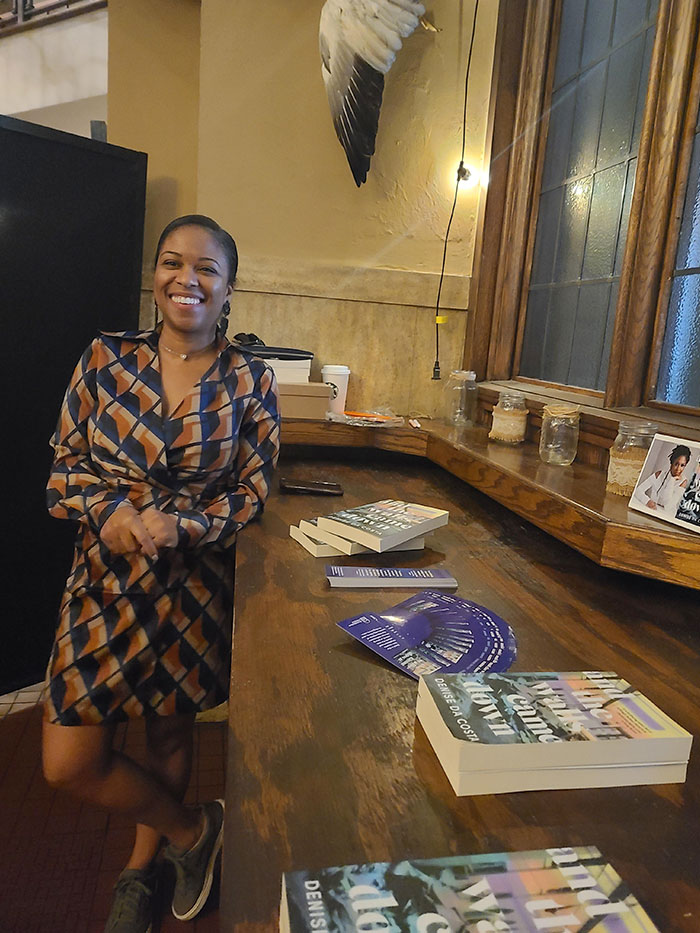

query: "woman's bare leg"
left=125, top=714, right=197, bottom=871
left=42, top=718, right=201, bottom=852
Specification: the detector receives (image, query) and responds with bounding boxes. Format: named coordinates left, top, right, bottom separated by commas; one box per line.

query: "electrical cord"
left=433, top=0, right=480, bottom=380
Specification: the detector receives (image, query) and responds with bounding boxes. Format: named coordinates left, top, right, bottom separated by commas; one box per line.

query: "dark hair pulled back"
left=154, top=214, right=238, bottom=285
left=669, top=444, right=692, bottom=465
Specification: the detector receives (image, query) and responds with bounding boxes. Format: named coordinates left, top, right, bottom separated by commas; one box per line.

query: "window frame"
left=643, top=11, right=700, bottom=411
left=465, top=0, right=700, bottom=419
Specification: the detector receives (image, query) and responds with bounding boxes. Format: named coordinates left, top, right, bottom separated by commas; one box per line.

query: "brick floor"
left=0, top=692, right=226, bottom=932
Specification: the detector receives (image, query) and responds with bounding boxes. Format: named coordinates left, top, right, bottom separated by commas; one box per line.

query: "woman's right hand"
left=99, top=506, right=158, bottom=558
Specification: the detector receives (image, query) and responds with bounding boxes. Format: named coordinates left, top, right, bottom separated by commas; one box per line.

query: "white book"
left=316, top=499, right=448, bottom=552
left=299, top=518, right=425, bottom=555
left=440, top=758, right=688, bottom=796
left=289, top=525, right=345, bottom=558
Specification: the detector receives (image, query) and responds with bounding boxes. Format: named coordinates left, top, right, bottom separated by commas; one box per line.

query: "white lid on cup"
left=321, top=365, right=351, bottom=374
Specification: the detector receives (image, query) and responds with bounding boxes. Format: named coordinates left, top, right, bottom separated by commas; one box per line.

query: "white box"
left=268, top=358, right=311, bottom=384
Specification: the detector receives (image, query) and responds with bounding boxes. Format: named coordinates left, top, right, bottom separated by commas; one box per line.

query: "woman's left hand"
left=140, top=508, right=179, bottom=549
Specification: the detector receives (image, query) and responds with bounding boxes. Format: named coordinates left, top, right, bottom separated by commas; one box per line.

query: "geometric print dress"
left=44, top=328, right=280, bottom=725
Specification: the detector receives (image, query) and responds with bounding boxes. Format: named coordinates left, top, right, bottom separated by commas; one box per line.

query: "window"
left=519, top=0, right=657, bottom=391
left=468, top=0, right=700, bottom=418
left=655, top=112, right=700, bottom=408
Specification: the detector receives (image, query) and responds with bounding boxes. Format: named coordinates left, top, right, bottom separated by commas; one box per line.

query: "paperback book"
left=424, top=758, right=689, bottom=796
left=280, top=845, right=660, bottom=933
left=290, top=525, right=346, bottom=557
left=416, top=671, right=692, bottom=791
left=317, top=499, right=448, bottom=552
left=298, top=518, right=426, bottom=555
left=337, top=590, right=516, bottom=679
left=326, top=566, right=457, bottom=588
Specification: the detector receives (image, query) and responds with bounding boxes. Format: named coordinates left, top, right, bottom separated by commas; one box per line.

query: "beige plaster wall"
left=227, top=290, right=468, bottom=419
left=116, top=0, right=499, bottom=416
left=197, top=0, right=497, bottom=278
left=0, top=9, right=107, bottom=114
left=107, top=0, right=201, bottom=262
left=193, top=0, right=497, bottom=415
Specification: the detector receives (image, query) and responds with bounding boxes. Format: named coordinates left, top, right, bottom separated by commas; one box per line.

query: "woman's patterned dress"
left=44, top=329, right=280, bottom=724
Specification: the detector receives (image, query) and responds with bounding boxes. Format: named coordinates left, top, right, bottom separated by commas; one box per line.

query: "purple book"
left=325, top=566, right=457, bottom=588
left=336, top=590, right=517, bottom=680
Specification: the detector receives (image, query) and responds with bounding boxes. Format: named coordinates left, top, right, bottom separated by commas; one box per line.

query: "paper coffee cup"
left=321, top=364, right=351, bottom=415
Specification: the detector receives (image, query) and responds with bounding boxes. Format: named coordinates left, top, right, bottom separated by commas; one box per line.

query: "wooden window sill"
left=485, top=380, right=700, bottom=443
left=280, top=417, right=700, bottom=591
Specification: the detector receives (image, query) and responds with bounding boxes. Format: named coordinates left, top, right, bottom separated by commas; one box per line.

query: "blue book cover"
left=336, top=590, right=517, bottom=680
left=325, top=566, right=458, bottom=588
left=281, top=846, right=660, bottom=932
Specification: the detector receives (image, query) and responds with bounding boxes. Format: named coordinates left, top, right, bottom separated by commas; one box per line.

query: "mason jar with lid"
left=606, top=421, right=658, bottom=496
left=445, top=370, right=478, bottom=425
left=539, top=403, right=580, bottom=465
left=489, top=391, right=528, bottom=444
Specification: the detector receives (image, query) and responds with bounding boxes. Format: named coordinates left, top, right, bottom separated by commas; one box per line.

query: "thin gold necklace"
left=159, top=339, right=216, bottom=361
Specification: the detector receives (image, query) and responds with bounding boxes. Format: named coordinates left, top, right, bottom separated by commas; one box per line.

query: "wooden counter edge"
left=279, top=418, right=700, bottom=590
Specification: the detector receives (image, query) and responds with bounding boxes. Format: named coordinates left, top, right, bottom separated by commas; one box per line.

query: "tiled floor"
left=0, top=684, right=226, bottom=932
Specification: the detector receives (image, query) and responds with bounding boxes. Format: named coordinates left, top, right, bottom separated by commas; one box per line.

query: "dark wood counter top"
left=280, top=419, right=700, bottom=590
left=221, top=450, right=700, bottom=933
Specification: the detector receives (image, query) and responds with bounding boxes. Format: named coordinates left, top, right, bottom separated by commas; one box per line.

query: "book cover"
left=280, top=846, right=660, bottom=933
left=317, top=499, right=449, bottom=552
left=326, top=566, right=458, bottom=588
left=300, top=518, right=425, bottom=555
left=417, top=671, right=692, bottom=771
left=337, top=590, right=516, bottom=680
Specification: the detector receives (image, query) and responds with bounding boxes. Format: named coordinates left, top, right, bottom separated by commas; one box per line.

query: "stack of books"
left=280, top=845, right=661, bottom=932
left=416, top=671, right=692, bottom=796
left=289, top=499, right=449, bottom=556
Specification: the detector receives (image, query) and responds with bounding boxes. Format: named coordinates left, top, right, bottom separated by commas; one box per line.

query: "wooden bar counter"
left=220, top=447, right=700, bottom=933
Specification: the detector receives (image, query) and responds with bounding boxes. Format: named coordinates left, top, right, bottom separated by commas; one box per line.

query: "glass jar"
left=445, top=370, right=478, bottom=425
left=489, top=391, right=528, bottom=444
left=539, top=403, right=580, bottom=465
left=606, top=421, right=658, bottom=496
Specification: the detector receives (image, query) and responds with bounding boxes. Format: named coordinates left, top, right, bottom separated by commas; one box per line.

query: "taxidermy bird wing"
left=319, top=0, right=425, bottom=186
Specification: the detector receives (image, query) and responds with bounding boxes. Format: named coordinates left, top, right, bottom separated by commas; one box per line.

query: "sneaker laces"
left=112, top=875, right=153, bottom=920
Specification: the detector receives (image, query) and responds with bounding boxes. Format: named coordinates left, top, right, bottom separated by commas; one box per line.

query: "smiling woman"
left=154, top=215, right=238, bottom=350
left=40, top=215, right=280, bottom=932
left=153, top=217, right=237, bottom=416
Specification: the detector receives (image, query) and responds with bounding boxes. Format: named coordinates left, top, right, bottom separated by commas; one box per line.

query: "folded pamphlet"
left=337, top=590, right=517, bottom=680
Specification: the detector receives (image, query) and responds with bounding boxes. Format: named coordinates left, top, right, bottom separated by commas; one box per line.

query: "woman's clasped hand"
left=100, top=505, right=179, bottom=556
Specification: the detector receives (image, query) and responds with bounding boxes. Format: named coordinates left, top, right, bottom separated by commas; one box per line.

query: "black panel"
left=0, top=115, right=147, bottom=692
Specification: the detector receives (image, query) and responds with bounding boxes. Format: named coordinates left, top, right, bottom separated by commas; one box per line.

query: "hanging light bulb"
left=456, top=160, right=479, bottom=189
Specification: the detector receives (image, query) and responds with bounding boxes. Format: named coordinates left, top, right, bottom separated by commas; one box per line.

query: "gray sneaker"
left=163, top=799, right=225, bottom=921
left=104, top=867, right=156, bottom=933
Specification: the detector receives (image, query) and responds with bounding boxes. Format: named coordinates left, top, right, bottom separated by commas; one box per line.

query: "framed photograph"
left=629, top=433, right=700, bottom=534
